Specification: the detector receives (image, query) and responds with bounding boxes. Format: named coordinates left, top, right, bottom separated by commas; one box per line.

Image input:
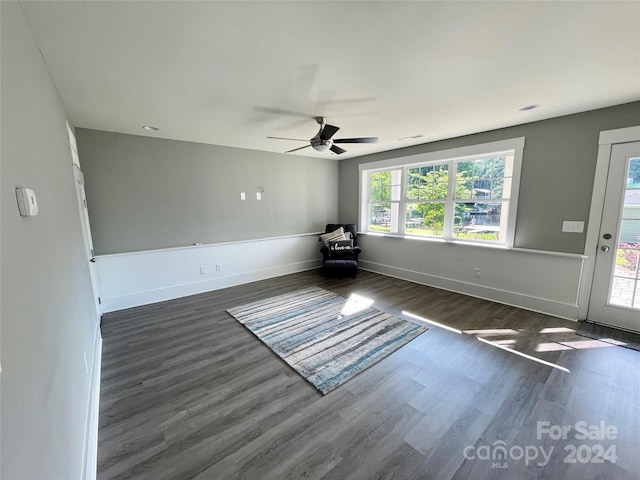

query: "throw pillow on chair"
left=328, top=239, right=353, bottom=255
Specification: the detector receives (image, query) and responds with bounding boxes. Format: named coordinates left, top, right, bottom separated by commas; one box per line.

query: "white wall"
left=359, top=235, right=586, bottom=319
left=97, top=234, right=322, bottom=312
left=1, top=3, right=101, bottom=478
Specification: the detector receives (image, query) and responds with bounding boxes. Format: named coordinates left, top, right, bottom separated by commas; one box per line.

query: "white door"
left=588, top=141, right=640, bottom=332
left=67, top=122, right=102, bottom=316
left=73, top=165, right=101, bottom=316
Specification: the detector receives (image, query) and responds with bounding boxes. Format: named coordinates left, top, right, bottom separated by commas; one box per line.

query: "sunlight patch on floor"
left=539, top=327, right=576, bottom=334
left=559, top=339, right=617, bottom=349
left=340, top=293, right=374, bottom=317
left=535, top=342, right=573, bottom=352
left=402, top=311, right=462, bottom=334
left=463, top=328, right=519, bottom=336
left=477, top=337, right=571, bottom=373
left=492, top=339, right=517, bottom=347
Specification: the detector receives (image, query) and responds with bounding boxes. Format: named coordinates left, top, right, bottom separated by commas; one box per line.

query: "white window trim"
left=359, top=137, right=525, bottom=247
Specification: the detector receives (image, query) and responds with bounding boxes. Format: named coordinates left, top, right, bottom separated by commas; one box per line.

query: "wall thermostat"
left=16, top=187, right=39, bottom=216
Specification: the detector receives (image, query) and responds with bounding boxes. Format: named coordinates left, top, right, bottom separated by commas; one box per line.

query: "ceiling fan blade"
left=330, top=145, right=347, bottom=155
left=333, top=137, right=379, bottom=144
left=316, top=96, right=378, bottom=107
left=267, top=136, right=307, bottom=142
left=254, top=106, right=314, bottom=119
left=285, top=144, right=312, bottom=153
left=321, top=124, right=340, bottom=141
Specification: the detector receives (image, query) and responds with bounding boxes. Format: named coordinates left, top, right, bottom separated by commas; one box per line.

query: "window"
left=360, top=138, right=524, bottom=246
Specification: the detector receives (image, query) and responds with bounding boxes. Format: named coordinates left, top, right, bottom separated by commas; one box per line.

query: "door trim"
left=577, top=126, right=640, bottom=319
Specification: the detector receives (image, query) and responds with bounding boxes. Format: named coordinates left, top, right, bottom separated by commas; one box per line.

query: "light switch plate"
left=240, top=192, right=245, bottom=200
left=562, top=221, right=584, bottom=233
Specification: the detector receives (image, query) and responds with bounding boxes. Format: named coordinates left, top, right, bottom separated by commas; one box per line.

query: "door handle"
left=601, top=246, right=610, bottom=253
left=89, top=257, right=96, bottom=263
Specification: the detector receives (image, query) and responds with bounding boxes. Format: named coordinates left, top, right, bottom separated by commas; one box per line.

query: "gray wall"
left=76, top=129, right=340, bottom=255
left=339, top=102, right=640, bottom=254
left=1, top=2, right=100, bottom=479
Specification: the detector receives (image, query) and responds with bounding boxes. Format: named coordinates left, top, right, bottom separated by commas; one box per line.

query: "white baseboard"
left=360, top=260, right=579, bottom=320
left=82, top=323, right=102, bottom=480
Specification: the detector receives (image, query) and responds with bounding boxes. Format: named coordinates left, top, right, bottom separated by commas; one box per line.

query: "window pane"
left=474, top=158, right=493, bottom=179
left=457, top=161, right=474, bottom=177
left=455, top=178, right=473, bottom=199
left=406, top=203, right=445, bottom=237
left=619, top=219, right=640, bottom=248
left=369, top=171, right=391, bottom=201
left=453, top=202, right=502, bottom=241
left=491, top=177, right=504, bottom=198
left=407, top=164, right=448, bottom=201
left=456, top=161, right=474, bottom=199
left=614, top=248, right=639, bottom=278
left=456, top=156, right=511, bottom=201
left=474, top=178, right=491, bottom=199
left=494, top=157, right=506, bottom=177
left=628, top=158, right=640, bottom=186
left=369, top=203, right=391, bottom=232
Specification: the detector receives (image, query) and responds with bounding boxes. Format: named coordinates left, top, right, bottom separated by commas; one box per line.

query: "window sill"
left=357, top=231, right=588, bottom=259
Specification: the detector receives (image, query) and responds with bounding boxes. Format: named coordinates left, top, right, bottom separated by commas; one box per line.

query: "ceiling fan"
left=268, top=117, right=378, bottom=155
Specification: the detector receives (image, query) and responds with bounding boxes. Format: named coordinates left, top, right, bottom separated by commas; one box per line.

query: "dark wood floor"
left=98, top=269, right=640, bottom=480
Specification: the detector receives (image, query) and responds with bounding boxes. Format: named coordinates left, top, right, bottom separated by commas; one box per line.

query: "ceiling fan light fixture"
left=311, top=139, right=332, bottom=152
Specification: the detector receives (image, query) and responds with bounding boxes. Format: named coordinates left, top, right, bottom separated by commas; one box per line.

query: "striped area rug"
left=226, top=286, right=427, bottom=394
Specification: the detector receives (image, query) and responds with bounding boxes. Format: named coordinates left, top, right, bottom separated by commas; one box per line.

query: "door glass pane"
left=614, top=248, right=639, bottom=278
left=610, top=277, right=635, bottom=307
left=609, top=158, right=640, bottom=309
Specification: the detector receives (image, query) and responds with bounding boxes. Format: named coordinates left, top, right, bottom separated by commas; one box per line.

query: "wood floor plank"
left=98, top=269, right=640, bottom=479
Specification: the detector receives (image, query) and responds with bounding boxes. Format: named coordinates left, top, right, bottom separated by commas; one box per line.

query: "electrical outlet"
left=200, top=266, right=207, bottom=275
left=474, top=268, right=481, bottom=278
left=216, top=263, right=222, bottom=271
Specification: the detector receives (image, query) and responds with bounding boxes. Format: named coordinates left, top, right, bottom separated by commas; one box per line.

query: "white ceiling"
left=19, top=1, right=640, bottom=159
